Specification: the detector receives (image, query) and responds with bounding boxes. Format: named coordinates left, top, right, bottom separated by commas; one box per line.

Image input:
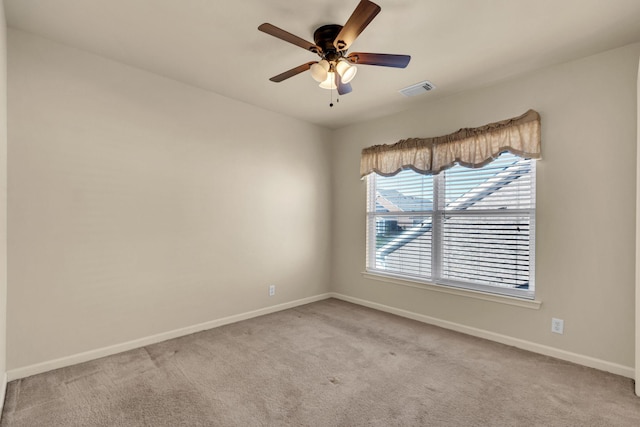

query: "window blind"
left=366, top=152, right=535, bottom=298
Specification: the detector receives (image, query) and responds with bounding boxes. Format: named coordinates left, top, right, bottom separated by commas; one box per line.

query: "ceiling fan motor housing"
left=313, top=24, right=345, bottom=60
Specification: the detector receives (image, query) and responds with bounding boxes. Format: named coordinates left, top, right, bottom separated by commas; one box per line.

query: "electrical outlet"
left=269, top=285, right=276, bottom=297
left=551, top=318, right=564, bottom=334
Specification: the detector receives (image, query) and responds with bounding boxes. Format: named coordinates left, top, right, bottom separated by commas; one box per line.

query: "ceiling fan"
left=258, top=0, right=411, bottom=97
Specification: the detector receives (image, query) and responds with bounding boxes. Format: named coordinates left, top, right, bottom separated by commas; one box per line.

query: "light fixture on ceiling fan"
left=311, top=57, right=357, bottom=89
left=258, top=0, right=410, bottom=98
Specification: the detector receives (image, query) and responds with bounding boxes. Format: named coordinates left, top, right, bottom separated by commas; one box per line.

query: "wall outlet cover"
left=551, top=318, right=564, bottom=334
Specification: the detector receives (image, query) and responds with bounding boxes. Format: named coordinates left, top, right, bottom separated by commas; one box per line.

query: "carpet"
left=1, top=298, right=639, bottom=426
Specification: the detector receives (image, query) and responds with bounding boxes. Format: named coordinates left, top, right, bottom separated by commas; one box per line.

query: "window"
left=366, top=152, right=536, bottom=299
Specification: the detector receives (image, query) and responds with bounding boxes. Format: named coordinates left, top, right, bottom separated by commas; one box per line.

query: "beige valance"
left=360, top=109, right=541, bottom=177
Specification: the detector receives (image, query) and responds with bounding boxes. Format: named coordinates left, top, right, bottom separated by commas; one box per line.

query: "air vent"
left=399, top=80, right=436, bottom=97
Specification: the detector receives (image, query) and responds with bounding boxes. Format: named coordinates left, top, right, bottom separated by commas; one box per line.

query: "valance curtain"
left=360, top=109, right=541, bottom=177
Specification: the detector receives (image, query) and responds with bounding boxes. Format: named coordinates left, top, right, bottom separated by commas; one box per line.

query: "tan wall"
left=0, top=1, right=8, bottom=382
left=331, top=43, right=640, bottom=368
left=7, top=29, right=332, bottom=370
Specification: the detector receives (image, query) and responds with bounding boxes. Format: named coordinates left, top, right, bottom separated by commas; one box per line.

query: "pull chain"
left=329, top=80, right=339, bottom=107
left=330, top=83, right=334, bottom=107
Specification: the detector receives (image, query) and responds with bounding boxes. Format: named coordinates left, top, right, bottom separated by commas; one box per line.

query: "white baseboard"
left=330, top=292, right=635, bottom=379
left=7, top=292, right=634, bottom=382
left=7, top=293, right=332, bottom=381
left=0, top=372, right=7, bottom=418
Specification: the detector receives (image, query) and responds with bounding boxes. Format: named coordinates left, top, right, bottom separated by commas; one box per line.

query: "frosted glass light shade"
left=336, top=61, right=357, bottom=83
left=319, top=72, right=337, bottom=90
left=310, top=60, right=330, bottom=82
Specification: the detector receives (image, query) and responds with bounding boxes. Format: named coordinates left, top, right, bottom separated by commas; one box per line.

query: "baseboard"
left=0, top=372, right=7, bottom=418
left=7, top=293, right=332, bottom=381
left=8, top=292, right=633, bottom=381
left=330, top=292, right=635, bottom=379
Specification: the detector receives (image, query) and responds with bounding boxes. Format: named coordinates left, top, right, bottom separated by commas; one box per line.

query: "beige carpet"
left=1, top=298, right=639, bottom=426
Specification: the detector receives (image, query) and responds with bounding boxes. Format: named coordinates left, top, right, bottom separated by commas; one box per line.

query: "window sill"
left=361, top=272, right=542, bottom=310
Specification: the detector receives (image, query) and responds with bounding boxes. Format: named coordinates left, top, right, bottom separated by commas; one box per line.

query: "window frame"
left=366, top=155, right=536, bottom=300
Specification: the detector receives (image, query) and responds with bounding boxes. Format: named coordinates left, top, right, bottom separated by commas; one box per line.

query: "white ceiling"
left=5, top=0, right=640, bottom=129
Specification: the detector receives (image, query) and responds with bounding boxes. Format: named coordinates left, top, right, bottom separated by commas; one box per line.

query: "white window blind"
left=366, top=152, right=535, bottom=299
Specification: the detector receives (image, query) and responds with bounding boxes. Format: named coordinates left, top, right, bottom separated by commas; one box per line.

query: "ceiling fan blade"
left=269, top=62, right=317, bottom=82
left=347, top=52, right=411, bottom=68
left=336, top=73, right=353, bottom=95
left=333, top=0, right=381, bottom=51
left=258, top=23, right=322, bottom=54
